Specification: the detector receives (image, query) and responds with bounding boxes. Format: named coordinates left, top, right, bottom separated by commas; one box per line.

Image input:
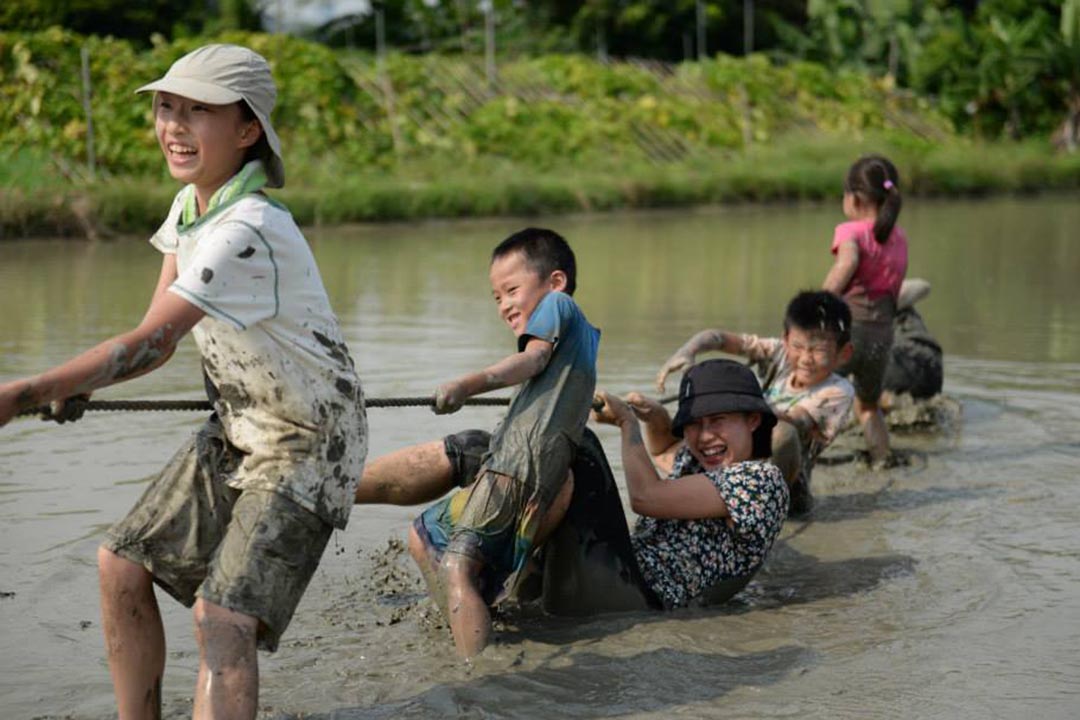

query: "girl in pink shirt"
left=823, top=154, right=908, bottom=466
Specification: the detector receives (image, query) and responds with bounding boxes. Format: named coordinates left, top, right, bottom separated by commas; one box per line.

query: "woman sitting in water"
left=541, top=359, right=790, bottom=613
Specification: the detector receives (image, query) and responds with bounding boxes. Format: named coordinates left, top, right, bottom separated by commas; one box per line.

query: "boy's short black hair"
left=783, top=291, right=852, bottom=347
left=492, top=228, right=577, bottom=296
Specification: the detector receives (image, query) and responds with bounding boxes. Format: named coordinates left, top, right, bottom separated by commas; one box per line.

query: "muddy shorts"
left=443, top=429, right=492, bottom=488
left=839, top=319, right=894, bottom=404
left=415, top=470, right=541, bottom=605
left=102, top=419, right=333, bottom=652
left=416, top=431, right=572, bottom=605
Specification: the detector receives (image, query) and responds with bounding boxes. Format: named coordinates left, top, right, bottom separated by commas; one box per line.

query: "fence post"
left=744, top=0, right=754, bottom=54
left=80, top=45, right=96, bottom=181
left=696, top=0, right=706, bottom=60
left=483, top=1, right=497, bottom=88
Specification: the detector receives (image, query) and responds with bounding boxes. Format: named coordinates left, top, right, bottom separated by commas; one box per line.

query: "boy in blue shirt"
left=358, top=228, right=599, bottom=658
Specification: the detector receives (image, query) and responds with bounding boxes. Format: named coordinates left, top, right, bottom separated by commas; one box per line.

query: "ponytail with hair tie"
left=845, top=154, right=902, bottom=244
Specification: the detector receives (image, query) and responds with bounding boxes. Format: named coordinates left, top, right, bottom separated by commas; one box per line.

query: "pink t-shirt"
left=831, top=219, right=908, bottom=322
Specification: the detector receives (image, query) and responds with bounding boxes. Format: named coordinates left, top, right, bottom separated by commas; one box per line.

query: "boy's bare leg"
left=98, top=547, right=165, bottom=720
left=855, top=397, right=890, bottom=465
left=354, top=440, right=455, bottom=505
left=441, top=552, right=490, bottom=659
left=192, top=600, right=259, bottom=720
left=407, top=524, right=449, bottom=619
left=770, top=423, right=803, bottom=489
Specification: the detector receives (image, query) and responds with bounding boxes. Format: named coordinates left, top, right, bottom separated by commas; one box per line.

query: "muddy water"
left=1, top=195, right=1078, bottom=719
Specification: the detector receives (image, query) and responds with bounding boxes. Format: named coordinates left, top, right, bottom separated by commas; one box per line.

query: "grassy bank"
left=5, top=30, right=1079, bottom=239
left=3, top=135, right=1079, bottom=240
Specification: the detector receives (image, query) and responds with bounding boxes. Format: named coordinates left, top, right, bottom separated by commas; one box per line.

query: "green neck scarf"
left=178, top=160, right=268, bottom=230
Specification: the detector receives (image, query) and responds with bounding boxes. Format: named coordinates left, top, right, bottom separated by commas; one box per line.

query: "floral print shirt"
left=630, top=447, right=788, bottom=609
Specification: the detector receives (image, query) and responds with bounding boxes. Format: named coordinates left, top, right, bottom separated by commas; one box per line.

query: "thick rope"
left=17, top=394, right=678, bottom=419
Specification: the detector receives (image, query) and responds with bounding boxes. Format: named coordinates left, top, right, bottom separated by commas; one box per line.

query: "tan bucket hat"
left=136, top=44, right=285, bottom=188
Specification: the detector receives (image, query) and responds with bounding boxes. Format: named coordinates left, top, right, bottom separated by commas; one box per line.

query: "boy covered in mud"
left=358, top=228, right=598, bottom=658
left=0, top=45, right=366, bottom=719
left=655, top=290, right=854, bottom=516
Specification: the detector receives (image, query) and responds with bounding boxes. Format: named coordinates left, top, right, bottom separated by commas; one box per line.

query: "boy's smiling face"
left=154, top=91, right=261, bottom=210
left=489, top=250, right=566, bottom=337
left=782, top=327, right=852, bottom=389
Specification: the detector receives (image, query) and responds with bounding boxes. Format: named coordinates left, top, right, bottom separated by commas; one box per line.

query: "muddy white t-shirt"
left=151, top=190, right=366, bottom=528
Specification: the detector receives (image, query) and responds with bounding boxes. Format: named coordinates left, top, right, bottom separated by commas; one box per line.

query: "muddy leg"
left=192, top=600, right=258, bottom=720
left=355, top=440, right=454, bottom=505
left=441, top=553, right=490, bottom=659
left=98, top=547, right=165, bottom=720
left=769, top=423, right=802, bottom=489
left=855, top=397, right=890, bottom=466
left=407, top=523, right=449, bottom=620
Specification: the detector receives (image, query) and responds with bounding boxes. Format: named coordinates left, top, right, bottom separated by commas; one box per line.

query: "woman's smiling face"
left=682, top=411, right=761, bottom=470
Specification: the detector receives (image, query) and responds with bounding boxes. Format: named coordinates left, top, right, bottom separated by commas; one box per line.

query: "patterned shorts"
left=414, top=431, right=571, bottom=605
left=102, top=419, right=332, bottom=652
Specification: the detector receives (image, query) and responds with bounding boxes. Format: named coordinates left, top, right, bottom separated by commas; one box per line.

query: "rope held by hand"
left=17, top=394, right=678, bottom=420
left=17, top=396, right=511, bottom=418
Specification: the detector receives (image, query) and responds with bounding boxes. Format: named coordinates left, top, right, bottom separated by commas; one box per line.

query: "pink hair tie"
left=883, top=179, right=895, bottom=190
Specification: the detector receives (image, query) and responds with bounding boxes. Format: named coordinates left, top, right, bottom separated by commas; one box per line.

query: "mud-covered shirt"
left=483, top=291, right=600, bottom=501
left=741, top=334, right=854, bottom=490
left=630, top=448, right=788, bottom=609
left=151, top=188, right=367, bottom=528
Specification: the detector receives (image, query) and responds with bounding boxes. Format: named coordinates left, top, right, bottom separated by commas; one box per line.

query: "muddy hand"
left=656, top=349, right=694, bottom=393
left=434, top=381, right=466, bottom=415
left=624, top=391, right=663, bottom=421
left=591, top=391, right=636, bottom=428
left=44, top=394, right=91, bottom=424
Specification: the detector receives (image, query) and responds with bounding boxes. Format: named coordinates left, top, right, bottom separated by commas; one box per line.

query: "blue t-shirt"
left=483, top=291, right=600, bottom=497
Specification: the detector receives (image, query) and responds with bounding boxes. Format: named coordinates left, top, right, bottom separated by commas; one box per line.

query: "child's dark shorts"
left=443, top=429, right=492, bottom=487
left=839, top=319, right=894, bottom=404
left=102, top=419, right=333, bottom=652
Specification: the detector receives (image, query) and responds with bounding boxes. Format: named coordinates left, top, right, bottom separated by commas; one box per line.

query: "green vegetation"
left=2, top=25, right=1079, bottom=240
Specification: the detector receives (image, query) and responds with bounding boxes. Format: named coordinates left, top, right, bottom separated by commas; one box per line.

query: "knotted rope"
left=17, top=394, right=677, bottom=419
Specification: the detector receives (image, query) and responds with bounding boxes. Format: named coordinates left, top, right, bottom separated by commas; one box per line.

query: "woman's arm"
left=823, top=240, right=859, bottom=295
left=593, top=392, right=729, bottom=521
left=623, top=391, right=680, bottom=476
left=0, top=257, right=203, bottom=426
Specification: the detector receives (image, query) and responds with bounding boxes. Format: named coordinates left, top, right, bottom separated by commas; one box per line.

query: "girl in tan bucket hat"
left=0, top=44, right=367, bottom=719
left=137, top=43, right=286, bottom=189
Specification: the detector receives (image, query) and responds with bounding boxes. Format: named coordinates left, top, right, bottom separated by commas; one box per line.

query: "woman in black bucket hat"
left=539, top=359, right=790, bottom=614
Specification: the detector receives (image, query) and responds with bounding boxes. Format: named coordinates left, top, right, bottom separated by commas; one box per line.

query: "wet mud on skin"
left=3, top=197, right=1080, bottom=719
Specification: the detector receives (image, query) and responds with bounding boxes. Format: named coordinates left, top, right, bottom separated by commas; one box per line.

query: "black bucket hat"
left=671, top=359, right=778, bottom=459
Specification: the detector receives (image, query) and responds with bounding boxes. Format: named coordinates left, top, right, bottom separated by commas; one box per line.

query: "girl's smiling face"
left=154, top=92, right=261, bottom=211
